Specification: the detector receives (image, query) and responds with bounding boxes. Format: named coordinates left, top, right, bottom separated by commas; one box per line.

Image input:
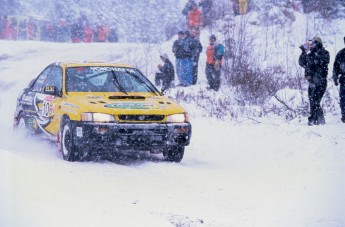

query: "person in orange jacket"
left=187, top=4, right=202, bottom=39
left=96, top=23, right=109, bottom=42
left=206, top=35, right=223, bottom=91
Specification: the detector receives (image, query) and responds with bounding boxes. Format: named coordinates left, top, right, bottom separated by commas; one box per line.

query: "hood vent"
left=109, top=96, right=145, bottom=100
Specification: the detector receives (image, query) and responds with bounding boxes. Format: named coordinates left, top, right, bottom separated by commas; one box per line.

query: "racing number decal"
left=42, top=100, right=54, bottom=117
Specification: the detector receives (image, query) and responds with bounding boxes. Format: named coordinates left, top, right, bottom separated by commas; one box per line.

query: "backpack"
left=214, top=43, right=225, bottom=59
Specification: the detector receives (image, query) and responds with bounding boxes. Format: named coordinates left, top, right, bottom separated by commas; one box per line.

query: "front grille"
left=118, top=128, right=168, bottom=135
left=118, top=115, right=165, bottom=121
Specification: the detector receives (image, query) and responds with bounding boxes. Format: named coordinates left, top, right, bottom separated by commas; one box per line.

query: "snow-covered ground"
left=0, top=40, right=345, bottom=227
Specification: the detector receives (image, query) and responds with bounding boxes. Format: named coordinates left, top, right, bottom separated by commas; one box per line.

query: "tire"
left=17, top=113, right=27, bottom=131
left=60, top=119, right=80, bottom=161
left=163, top=145, right=185, bottom=163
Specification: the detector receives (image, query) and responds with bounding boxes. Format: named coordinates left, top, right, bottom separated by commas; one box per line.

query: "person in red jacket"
left=187, top=4, right=202, bottom=39
left=2, top=16, right=10, bottom=39
left=83, top=24, right=93, bottom=42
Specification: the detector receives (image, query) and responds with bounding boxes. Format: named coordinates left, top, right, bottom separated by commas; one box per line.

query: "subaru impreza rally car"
left=13, top=62, right=191, bottom=162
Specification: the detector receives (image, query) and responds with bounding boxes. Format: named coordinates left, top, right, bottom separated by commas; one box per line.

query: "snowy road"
left=1, top=117, right=345, bottom=227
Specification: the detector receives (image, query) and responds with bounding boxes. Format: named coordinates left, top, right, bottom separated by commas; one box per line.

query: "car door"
left=18, top=65, right=53, bottom=133
left=36, top=65, right=63, bottom=136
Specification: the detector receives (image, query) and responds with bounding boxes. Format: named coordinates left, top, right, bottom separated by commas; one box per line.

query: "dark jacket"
left=181, top=36, right=193, bottom=59
left=190, top=37, right=203, bottom=62
left=172, top=38, right=185, bottom=59
left=159, top=58, right=175, bottom=81
left=299, top=43, right=330, bottom=85
left=182, top=0, right=196, bottom=16
left=199, top=0, right=212, bottom=15
left=333, top=48, right=345, bottom=85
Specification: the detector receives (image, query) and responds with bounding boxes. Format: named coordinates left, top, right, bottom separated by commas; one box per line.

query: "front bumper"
left=70, top=121, right=192, bottom=151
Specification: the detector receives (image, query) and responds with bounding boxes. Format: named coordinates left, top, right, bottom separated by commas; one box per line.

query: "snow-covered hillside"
left=0, top=39, right=345, bottom=227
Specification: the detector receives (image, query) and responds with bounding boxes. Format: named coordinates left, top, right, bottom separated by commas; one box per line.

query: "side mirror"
left=44, top=86, right=61, bottom=96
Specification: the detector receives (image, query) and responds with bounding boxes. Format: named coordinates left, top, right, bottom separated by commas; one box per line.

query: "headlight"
left=81, top=113, right=116, bottom=122
left=166, top=113, right=189, bottom=123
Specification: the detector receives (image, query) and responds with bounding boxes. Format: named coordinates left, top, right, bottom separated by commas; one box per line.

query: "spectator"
left=199, top=0, right=213, bottom=27
left=0, top=16, right=5, bottom=39
left=190, top=31, right=203, bottom=85
left=18, top=19, right=27, bottom=40
left=332, top=36, right=345, bottom=123
left=27, top=19, right=37, bottom=40
left=187, top=3, right=202, bottom=38
left=10, top=18, right=17, bottom=40
left=70, top=21, right=83, bottom=43
left=233, top=0, right=250, bottom=15
left=57, top=19, right=69, bottom=42
left=299, top=36, right=330, bottom=125
left=172, top=31, right=185, bottom=86
left=108, top=27, right=118, bottom=42
left=155, top=53, right=175, bottom=93
left=96, top=23, right=109, bottom=42
left=205, top=35, right=223, bottom=91
left=1, top=16, right=10, bottom=39
left=180, top=31, right=194, bottom=86
left=182, top=0, right=196, bottom=18
left=83, top=23, right=93, bottom=43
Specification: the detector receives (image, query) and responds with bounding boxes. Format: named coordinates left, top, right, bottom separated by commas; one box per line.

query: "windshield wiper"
left=125, top=70, right=160, bottom=96
left=110, top=70, right=128, bottom=95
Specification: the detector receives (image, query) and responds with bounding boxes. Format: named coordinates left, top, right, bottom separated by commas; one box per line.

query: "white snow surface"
left=0, top=39, right=345, bottom=227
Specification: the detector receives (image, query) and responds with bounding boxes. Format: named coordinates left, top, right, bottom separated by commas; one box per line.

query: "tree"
left=0, top=0, right=22, bottom=15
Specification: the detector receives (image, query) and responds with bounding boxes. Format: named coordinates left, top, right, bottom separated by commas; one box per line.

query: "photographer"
left=299, top=36, right=330, bottom=126
left=333, top=36, right=345, bottom=123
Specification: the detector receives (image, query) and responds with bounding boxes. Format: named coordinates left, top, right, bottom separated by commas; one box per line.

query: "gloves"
left=299, top=43, right=309, bottom=52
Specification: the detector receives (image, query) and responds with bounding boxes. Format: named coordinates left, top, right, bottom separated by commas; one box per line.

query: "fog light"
left=95, top=126, right=109, bottom=135
left=174, top=128, right=189, bottom=133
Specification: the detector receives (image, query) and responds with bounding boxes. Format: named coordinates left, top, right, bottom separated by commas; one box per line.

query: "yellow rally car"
left=13, top=62, right=191, bottom=162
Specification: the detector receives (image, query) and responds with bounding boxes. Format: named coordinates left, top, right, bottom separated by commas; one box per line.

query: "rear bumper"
left=70, top=121, right=192, bottom=150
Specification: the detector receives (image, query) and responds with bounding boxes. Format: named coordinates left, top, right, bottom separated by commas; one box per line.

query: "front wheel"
left=163, top=145, right=185, bottom=163
left=60, top=119, right=80, bottom=161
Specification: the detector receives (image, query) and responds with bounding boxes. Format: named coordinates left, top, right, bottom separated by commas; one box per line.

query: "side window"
left=43, top=66, right=63, bottom=96
left=31, top=66, right=53, bottom=92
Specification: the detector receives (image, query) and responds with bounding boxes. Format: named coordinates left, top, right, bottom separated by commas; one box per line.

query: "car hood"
left=62, top=92, right=186, bottom=115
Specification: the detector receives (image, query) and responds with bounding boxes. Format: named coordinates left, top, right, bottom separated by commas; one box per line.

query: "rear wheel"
left=60, top=119, right=80, bottom=161
left=163, top=145, right=185, bottom=163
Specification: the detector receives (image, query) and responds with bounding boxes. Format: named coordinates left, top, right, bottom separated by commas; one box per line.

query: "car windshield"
left=65, top=66, right=159, bottom=94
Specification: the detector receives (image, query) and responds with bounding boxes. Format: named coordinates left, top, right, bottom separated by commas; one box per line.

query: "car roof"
left=56, top=61, right=133, bottom=68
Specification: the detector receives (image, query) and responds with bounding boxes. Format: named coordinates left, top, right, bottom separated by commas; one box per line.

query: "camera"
left=299, top=42, right=310, bottom=51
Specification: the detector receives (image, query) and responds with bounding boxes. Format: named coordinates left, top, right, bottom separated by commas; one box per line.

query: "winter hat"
left=210, top=35, right=216, bottom=41
left=312, top=36, right=322, bottom=43
left=160, top=53, right=168, bottom=59
left=178, top=31, right=184, bottom=35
